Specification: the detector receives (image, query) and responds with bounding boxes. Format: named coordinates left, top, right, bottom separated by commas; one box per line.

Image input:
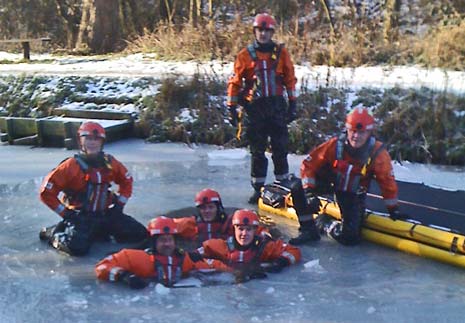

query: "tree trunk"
left=76, top=0, right=121, bottom=53
left=55, top=0, right=81, bottom=48
left=383, top=0, right=402, bottom=43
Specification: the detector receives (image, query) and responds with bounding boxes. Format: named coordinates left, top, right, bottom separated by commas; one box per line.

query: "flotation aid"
left=258, top=193, right=465, bottom=269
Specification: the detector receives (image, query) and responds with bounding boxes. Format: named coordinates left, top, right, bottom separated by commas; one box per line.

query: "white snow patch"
left=207, top=148, right=248, bottom=166
left=265, top=287, right=275, bottom=294
left=302, top=259, right=327, bottom=274
left=64, top=294, right=88, bottom=309
left=0, top=52, right=464, bottom=94
left=155, top=283, right=171, bottom=295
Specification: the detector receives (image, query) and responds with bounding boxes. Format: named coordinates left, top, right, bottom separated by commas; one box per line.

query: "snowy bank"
left=0, top=53, right=464, bottom=95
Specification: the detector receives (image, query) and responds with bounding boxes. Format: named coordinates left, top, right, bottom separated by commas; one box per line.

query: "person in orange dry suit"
left=95, top=216, right=230, bottom=289
left=174, top=188, right=270, bottom=246
left=39, top=121, right=147, bottom=256
left=189, top=209, right=301, bottom=282
left=227, top=13, right=298, bottom=204
left=288, top=107, right=400, bottom=246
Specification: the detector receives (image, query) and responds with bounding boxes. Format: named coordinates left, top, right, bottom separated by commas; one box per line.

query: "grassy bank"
left=1, top=74, right=464, bottom=165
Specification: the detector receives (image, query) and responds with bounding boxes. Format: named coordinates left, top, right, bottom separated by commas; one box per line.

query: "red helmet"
left=195, top=188, right=221, bottom=207
left=147, top=216, right=178, bottom=236
left=78, top=121, right=106, bottom=139
left=345, top=107, right=375, bottom=131
left=253, top=13, right=276, bottom=30
left=232, top=209, right=260, bottom=226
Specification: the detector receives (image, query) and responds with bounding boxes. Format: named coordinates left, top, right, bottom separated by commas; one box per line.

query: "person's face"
left=155, top=234, right=176, bottom=256
left=347, top=128, right=371, bottom=149
left=80, top=136, right=103, bottom=155
left=199, top=202, right=218, bottom=222
left=254, top=27, right=274, bottom=44
left=234, top=225, right=256, bottom=246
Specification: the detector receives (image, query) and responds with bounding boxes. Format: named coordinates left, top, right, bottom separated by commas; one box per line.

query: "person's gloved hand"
left=188, top=251, right=203, bottom=263
left=304, top=189, right=321, bottom=214
left=228, top=106, right=239, bottom=127
left=287, top=100, right=297, bottom=123
left=119, top=271, right=148, bottom=289
left=388, top=206, right=402, bottom=221
left=63, top=208, right=79, bottom=221
left=262, top=257, right=288, bottom=273
left=233, top=268, right=267, bottom=283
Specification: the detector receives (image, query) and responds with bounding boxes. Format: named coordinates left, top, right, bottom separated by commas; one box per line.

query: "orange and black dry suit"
left=174, top=212, right=234, bottom=245
left=39, top=153, right=147, bottom=255
left=297, top=134, right=398, bottom=245
left=174, top=212, right=270, bottom=246
left=196, top=235, right=301, bottom=277
left=95, top=248, right=230, bottom=287
left=227, top=40, right=297, bottom=191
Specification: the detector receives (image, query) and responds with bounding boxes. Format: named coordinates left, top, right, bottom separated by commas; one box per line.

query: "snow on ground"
left=1, top=52, right=464, bottom=95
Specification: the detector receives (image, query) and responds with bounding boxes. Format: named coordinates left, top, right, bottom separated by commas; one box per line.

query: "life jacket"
left=63, top=154, right=114, bottom=215
left=225, top=235, right=270, bottom=271
left=245, top=42, right=284, bottom=101
left=332, top=135, right=385, bottom=193
left=196, top=211, right=233, bottom=242
left=150, top=249, right=184, bottom=287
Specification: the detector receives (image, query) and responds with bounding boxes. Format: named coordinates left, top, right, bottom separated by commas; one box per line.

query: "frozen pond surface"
left=1, top=139, right=465, bottom=323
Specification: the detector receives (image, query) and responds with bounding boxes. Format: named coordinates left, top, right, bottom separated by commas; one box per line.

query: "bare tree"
left=55, top=0, right=81, bottom=48
left=76, top=0, right=121, bottom=53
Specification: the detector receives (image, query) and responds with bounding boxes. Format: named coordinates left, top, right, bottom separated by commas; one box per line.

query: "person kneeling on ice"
left=95, top=216, right=229, bottom=289
left=39, top=121, right=148, bottom=256
left=289, top=107, right=400, bottom=246
left=174, top=188, right=270, bottom=245
left=189, top=209, right=301, bottom=282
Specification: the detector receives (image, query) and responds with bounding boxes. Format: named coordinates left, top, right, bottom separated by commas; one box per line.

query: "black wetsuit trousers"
left=46, top=210, right=148, bottom=256
left=246, top=96, right=289, bottom=188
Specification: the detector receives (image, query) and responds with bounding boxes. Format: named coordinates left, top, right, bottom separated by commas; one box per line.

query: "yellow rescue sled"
left=258, top=196, right=465, bottom=269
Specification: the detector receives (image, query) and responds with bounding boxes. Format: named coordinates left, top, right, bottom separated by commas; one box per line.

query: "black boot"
left=289, top=221, right=320, bottom=245
left=248, top=190, right=261, bottom=204
left=39, top=225, right=56, bottom=241
left=315, top=214, right=336, bottom=234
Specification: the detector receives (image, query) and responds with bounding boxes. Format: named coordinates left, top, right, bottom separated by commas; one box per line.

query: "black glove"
left=63, top=208, right=79, bottom=221
left=388, top=207, right=402, bottom=221
left=305, top=190, right=321, bottom=214
left=188, top=251, right=203, bottom=263
left=233, top=268, right=267, bottom=283
left=228, top=106, right=238, bottom=127
left=109, top=202, right=124, bottom=217
left=287, top=100, right=297, bottom=123
left=119, top=271, right=148, bottom=289
left=262, top=257, right=288, bottom=273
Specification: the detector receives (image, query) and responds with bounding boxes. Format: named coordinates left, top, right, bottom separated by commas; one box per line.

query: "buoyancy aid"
left=196, top=212, right=232, bottom=241
left=333, top=135, right=385, bottom=193
left=150, top=249, right=184, bottom=286
left=63, top=153, right=114, bottom=215
left=225, top=235, right=270, bottom=270
left=245, top=42, right=284, bottom=101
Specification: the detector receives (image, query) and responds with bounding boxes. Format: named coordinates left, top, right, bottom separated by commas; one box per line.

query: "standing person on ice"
left=289, top=107, right=400, bottom=246
left=189, top=209, right=301, bottom=282
left=226, top=12, right=298, bottom=204
left=39, top=121, right=148, bottom=256
left=95, top=216, right=229, bottom=289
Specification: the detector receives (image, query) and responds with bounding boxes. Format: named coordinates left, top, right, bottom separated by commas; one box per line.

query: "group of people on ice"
left=38, top=12, right=401, bottom=289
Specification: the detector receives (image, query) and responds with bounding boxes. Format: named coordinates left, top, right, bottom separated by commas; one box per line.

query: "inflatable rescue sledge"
left=258, top=180, right=465, bottom=269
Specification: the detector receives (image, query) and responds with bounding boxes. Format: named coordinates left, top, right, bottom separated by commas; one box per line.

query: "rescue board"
left=258, top=180, right=465, bottom=269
